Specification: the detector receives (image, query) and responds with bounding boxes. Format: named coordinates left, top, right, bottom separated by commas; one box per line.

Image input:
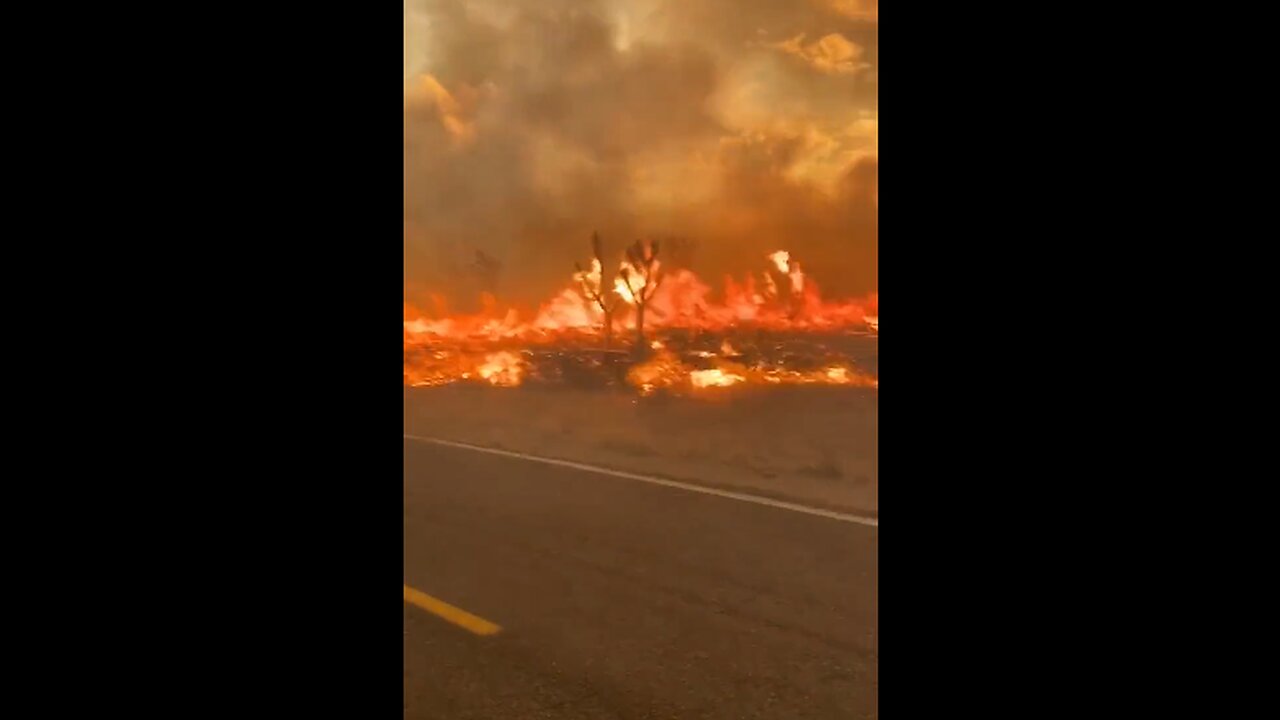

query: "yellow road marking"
left=403, top=585, right=502, bottom=636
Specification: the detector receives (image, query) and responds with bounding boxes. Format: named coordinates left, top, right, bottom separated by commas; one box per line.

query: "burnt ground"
left=406, top=329, right=878, bottom=392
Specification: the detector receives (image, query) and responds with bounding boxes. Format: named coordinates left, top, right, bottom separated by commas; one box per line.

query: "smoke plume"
left=405, top=0, right=877, bottom=309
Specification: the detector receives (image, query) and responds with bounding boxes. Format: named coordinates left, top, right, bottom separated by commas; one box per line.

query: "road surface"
left=403, top=437, right=879, bottom=718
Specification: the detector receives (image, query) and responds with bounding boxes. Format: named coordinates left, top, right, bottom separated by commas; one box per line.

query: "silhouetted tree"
left=574, top=232, right=619, bottom=350
left=618, top=239, right=663, bottom=353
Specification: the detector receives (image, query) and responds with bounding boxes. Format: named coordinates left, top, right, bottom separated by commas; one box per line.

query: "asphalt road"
left=404, top=437, right=879, bottom=719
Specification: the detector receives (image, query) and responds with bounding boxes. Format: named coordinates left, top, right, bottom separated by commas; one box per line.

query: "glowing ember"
left=626, top=350, right=685, bottom=396
left=690, top=368, right=746, bottom=388
left=476, top=351, right=524, bottom=387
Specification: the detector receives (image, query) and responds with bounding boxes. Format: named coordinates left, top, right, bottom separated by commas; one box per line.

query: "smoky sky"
left=404, top=0, right=877, bottom=308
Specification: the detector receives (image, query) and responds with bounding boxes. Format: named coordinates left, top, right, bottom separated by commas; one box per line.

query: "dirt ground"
left=404, top=382, right=878, bottom=515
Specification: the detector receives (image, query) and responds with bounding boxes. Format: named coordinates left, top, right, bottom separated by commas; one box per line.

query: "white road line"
left=403, top=434, right=879, bottom=528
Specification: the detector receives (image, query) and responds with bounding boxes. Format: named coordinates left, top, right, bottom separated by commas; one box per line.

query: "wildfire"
left=475, top=351, right=524, bottom=387
left=405, top=249, right=878, bottom=395
left=628, top=351, right=749, bottom=394
left=618, top=345, right=876, bottom=395
left=766, top=249, right=805, bottom=296
left=573, top=257, right=604, bottom=295
left=626, top=349, right=687, bottom=395
left=614, top=240, right=661, bottom=306
left=690, top=368, right=746, bottom=388
left=406, top=251, right=874, bottom=341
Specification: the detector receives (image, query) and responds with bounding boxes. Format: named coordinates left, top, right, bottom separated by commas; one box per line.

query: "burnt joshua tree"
left=574, top=232, right=619, bottom=350
left=618, top=239, right=663, bottom=353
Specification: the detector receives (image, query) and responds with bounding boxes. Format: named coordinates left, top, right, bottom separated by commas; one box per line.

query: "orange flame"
left=405, top=249, right=877, bottom=395
left=690, top=368, right=746, bottom=388
left=476, top=351, right=524, bottom=387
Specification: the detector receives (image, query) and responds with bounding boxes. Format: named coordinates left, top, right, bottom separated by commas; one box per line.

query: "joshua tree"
left=574, top=232, right=619, bottom=350
left=618, top=239, right=663, bottom=352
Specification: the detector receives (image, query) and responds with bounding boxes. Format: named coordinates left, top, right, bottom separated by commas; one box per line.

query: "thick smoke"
left=404, top=0, right=877, bottom=309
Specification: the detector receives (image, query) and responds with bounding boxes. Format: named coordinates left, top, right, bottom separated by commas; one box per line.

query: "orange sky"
left=404, top=0, right=877, bottom=307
